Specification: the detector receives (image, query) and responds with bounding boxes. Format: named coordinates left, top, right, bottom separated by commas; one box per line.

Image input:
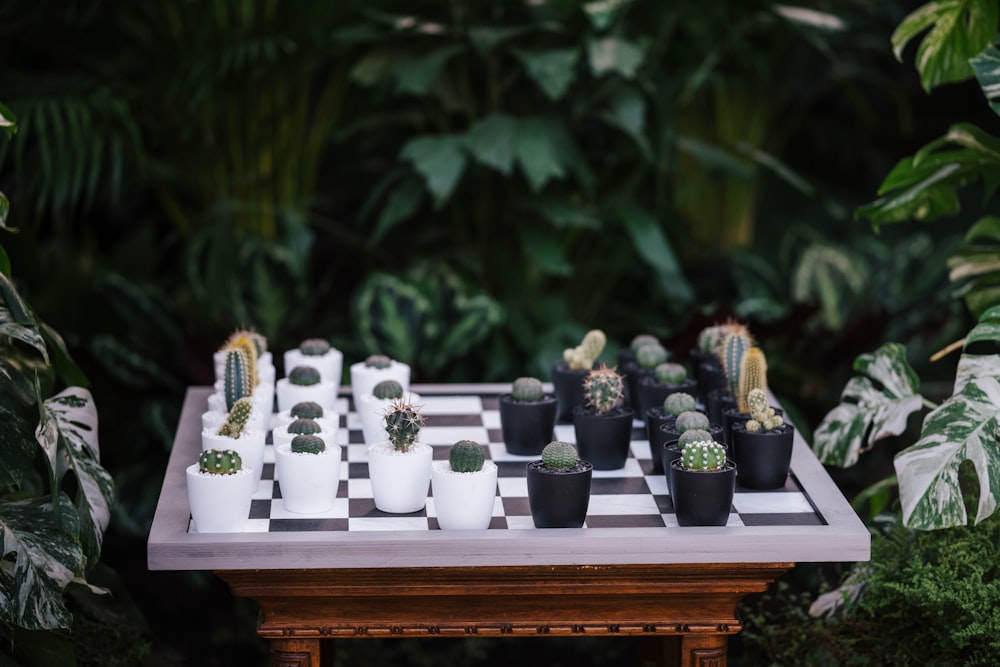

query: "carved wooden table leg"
left=270, top=637, right=320, bottom=667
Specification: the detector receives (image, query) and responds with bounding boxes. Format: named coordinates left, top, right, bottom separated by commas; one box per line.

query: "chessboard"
left=208, top=392, right=826, bottom=534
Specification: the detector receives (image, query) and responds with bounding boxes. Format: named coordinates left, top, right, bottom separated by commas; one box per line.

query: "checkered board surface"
left=218, top=394, right=826, bottom=533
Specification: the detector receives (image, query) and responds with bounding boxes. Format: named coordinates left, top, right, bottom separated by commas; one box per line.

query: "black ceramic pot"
left=722, top=405, right=784, bottom=446
left=572, top=406, right=634, bottom=470
left=645, top=408, right=676, bottom=474
left=696, top=361, right=727, bottom=407
left=731, top=422, right=794, bottom=490
left=636, top=375, right=698, bottom=426
left=499, top=393, right=558, bottom=456
left=621, top=360, right=649, bottom=415
left=706, top=388, right=735, bottom=428
left=688, top=347, right=715, bottom=369
left=526, top=460, right=593, bottom=528
left=668, top=459, right=736, bottom=526
left=551, top=362, right=589, bottom=422
left=661, top=438, right=683, bottom=493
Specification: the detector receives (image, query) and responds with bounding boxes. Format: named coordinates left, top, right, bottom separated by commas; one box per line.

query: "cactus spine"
left=680, top=440, right=727, bottom=472
left=372, top=379, right=404, bottom=400
left=198, top=449, right=243, bottom=475
left=290, top=401, right=323, bottom=419
left=663, top=392, right=697, bottom=416
left=448, top=439, right=486, bottom=473
left=511, top=377, right=544, bottom=402
left=744, top=388, right=784, bottom=432
left=223, top=348, right=252, bottom=411
left=563, top=329, right=606, bottom=370
left=583, top=364, right=624, bottom=414
left=541, top=441, right=578, bottom=470
left=737, top=347, right=768, bottom=413
left=721, top=327, right=753, bottom=398
left=289, top=365, right=321, bottom=386
left=217, top=397, right=254, bottom=438
left=291, top=434, right=326, bottom=454
left=384, top=400, right=424, bottom=452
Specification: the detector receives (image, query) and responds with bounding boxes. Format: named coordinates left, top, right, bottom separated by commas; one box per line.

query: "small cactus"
left=372, top=379, right=404, bottom=400
left=697, top=322, right=738, bottom=354
left=289, top=365, right=321, bottom=386
left=288, top=418, right=322, bottom=435
left=563, top=329, right=606, bottom=370
left=217, top=397, right=254, bottom=438
left=384, top=400, right=425, bottom=452
left=222, top=331, right=260, bottom=388
left=448, top=439, right=486, bottom=473
left=290, top=401, right=323, bottom=419
left=736, top=347, right=768, bottom=413
left=365, top=354, right=391, bottom=369
left=630, top=334, right=659, bottom=352
left=583, top=364, right=624, bottom=414
left=541, top=441, right=578, bottom=470
left=654, top=362, right=687, bottom=385
left=299, top=338, right=331, bottom=356
left=744, top=388, right=784, bottom=432
left=677, top=428, right=714, bottom=448
left=680, top=439, right=727, bottom=472
left=675, top=410, right=710, bottom=433
left=223, top=348, right=252, bottom=411
left=291, top=434, right=326, bottom=454
left=198, top=449, right=243, bottom=475
left=511, top=376, right=544, bottom=402
left=663, top=392, right=697, bottom=416
left=721, top=327, right=754, bottom=398
left=636, top=343, right=668, bottom=370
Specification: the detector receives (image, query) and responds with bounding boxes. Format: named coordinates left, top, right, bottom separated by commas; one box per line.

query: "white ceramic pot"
left=431, top=461, right=498, bottom=530
left=185, top=464, right=254, bottom=533
left=201, top=408, right=266, bottom=433
left=274, top=442, right=342, bottom=514
left=201, top=428, right=266, bottom=493
left=358, top=392, right=422, bottom=445
left=367, top=442, right=432, bottom=514
left=283, top=347, right=343, bottom=389
left=349, top=360, right=411, bottom=412
left=275, top=378, right=337, bottom=412
left=271, top=420, right=339, bottom=448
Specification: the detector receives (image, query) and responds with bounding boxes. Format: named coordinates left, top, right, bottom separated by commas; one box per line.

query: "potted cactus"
left=661, top=409, right=725, bottom=456
left=277, top=364, right=338, bottom=412
left=349, top=353, right=411, bottom=412
left=275, top=434, right=343, bottom=514
left=207, top=346, right=273, bottom=430
left=272, top=400, right=336, bottom=431
left=430, top=440, right=498, bottom=530
left=625, top=341, right=670, bottom=417
left=283, top=337, right=344, bottom=391
left=200, top=396, right=266, bottom=493
left=526, top=441, right=593, bottom=528
left=730, top=388, right=794, bottom=490
left=213, top=328, right=274, bottom=388
left=690, top=322, right=736, bottom=406
left=619, top=333, right=660, bottom=368
left=636, top=360, right=697, bottom=425
left=367, top=398, right=432, bottom=513
left=572, top=365, right=633, bottom=470
left=358, top=379, right=422, bottom=445
left=646, top=391, right=698, bottom=474
left=185, top=449, right=255, bottom=533
left=662, top=427, right=721, bottom=494
left=668, top=439, right=736, bottom=527
left=706, top=325, right=755, bottom=426
left=551, top=329, right=606, bottom=421
left=498, top=376, right=558, bottom=456
left=720, top=346, right=776, bottom=444
left=272, top=415, right=339, bottom=448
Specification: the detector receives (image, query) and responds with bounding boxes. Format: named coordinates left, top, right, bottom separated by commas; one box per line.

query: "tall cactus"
left=384, top=400, right=425, bottom=452
left=217, top=397, right=254, bottom=438
left=563, top=329, right=606, bottom=370
left=721, top=327, right=753, bottom=398
left=222, top=332, right=259, bottom=389
left=223, top=348, right=252, bottom=411
left=737, top=347, right=768, bottom=413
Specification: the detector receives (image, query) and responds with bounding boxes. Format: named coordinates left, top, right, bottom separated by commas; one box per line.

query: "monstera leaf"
left=813, top=343, right=924, bottom=467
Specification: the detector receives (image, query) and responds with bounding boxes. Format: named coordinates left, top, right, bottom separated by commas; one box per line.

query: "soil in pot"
left=526, top=459, right=593, bottom=528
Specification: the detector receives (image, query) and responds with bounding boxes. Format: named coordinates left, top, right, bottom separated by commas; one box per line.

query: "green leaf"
left=583, top=0, right=625, bottom=31
left=587, top=37, right=646, bottom=79
left=895, top=352, right=1000, bottom=529
left=392, top=45, right=463, bottom=96
left=890, top=0, right=998, bottom=92
left=610, top=201, right=694, bottom=305
left=791, top=243, right=868, bottom=331
left=518, top=225, right=573, bottom=276
left=370, top=176, right=424, bottom=245
left=971, top=45, right=1000, bottom=117
left=813, top=343, right=924, bottom=468
left=353, top=273, right=431, bottom=363
left=468, top=25, right=531, bottom=54
left=0, top=190, right=9, bottom=232
left=399, top=134, right=467, bottom=207
left=0, top=101, right=15, bottom=140
left=0, top=272, right=47, bottom=362
left=463, top=113, right=518, bottom=174
left=512, top=48, right=579, bottom=101
left=598, top=83, right=651, bottom=160
left=350, top=48, right=401, bottom=87
left=964, top=303, right=1000, bottom=346
left=514, top=118, right=568, bottom=191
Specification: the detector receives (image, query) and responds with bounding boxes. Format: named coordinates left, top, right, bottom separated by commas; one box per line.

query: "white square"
left=269, top=497, right=348, bottom=519
left=349, top=517, right=429, bottom=531
left=420, top=425, right=490, bottom=446
left=553, top=424, right=575, bottom=442
left=504, top=515, right=539, bottom=530
left=645, top=474, right=668, bottom=496
left=497, top=477, right=529, bottom=497
left=488, top=443, right=538, bottom=462
left=630, top=440, right=652, bottom=460
left=481, top=409, right=501, bottom=429
left=347, top=444, right=369, bottom=462
left=587, top=494, right=661, bottom=515
left=252, top=480, right=275, bottom=500
left=732, top=492, right=813, bottom=514
left=241, top=519, right=272, bottom=533
left=591, top=458, right=644, bottom=478
left=419, top=396, right=483, bottom=415
left=426, top=496, right=503, bottom=518
left=348, top=478, right=374, bottom=498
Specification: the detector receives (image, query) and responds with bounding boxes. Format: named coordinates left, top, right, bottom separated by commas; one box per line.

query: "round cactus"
left=290, top=401, right=323, bottom=419
left=384, top=400, right=425, bottom=452
left=541, top=441, right=578, bottom=470
left=663, top=392, right=697, bottom=416
left=680, top=439, right=727, bottom=472
left=583, top=365, right=624, bottom=414
left=563, top=329, right=606, bottom=370
left=288, top=365, right=321, bottom=386
left=677, top=428, right=714, bottom=448
left=217, top=397, right=254, bottom=438
left=365, top=354, right=391, bottom=369
left=675, top=410, right=710, bottom=433
left=636, top=343, right=668, bottom=369
left=630, top=334, right=659, bottom=352
left=372, top=379, right=404, bottom=400
left=511, top=376, right=544, bottom=402
left=198, top=449, right=243, bottom=475
left=299, top=338, right=331, bottom=356
left=448, top=439, right=486, bottom=473
left=291, top=434, right=326, bottom=454
left=288, top=418, right=322, bottom=435
left=654, top=362, right=687, bottom=385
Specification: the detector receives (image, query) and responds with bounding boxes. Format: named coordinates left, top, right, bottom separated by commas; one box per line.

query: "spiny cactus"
left=291, top=401, right=323, bottom=419
left=636, top=343, right=668, bottom=370
left=663, top=392, right=697, bottom=416
left=736, top=347, right=768, bottom=413
left=744, top=388, right=785, bottom=432
left=511, top=376, right=544, bottom=402
left=583, top=364, right=624, bottom=414
left=223, top=348, right=252, bottom=411
left=655, top=362, right=687, bottom=385
left=291, top=434, right=326, bottom=454
left=721, top=327, right=753, bottom=398
left=697, top=322, right=738, bottom=354
left=563, top=329, right=606, bottom=370
left=384, top=400, right=425, bottom=452
left=223, top=333, right=259, bottom=390
left=372, top=379, right=404, bottom=400
left=198, top=449, right=243, bottom=475
left=675, top=410, right=710, bottom=433
left=677, top=428, right=714, bottom=448
left=541, top=441, right=578, bottom=470
left=217, top=397, right=254, bottom=438
left=448, top=439, right=486, bottom=473
left=289, top=365, right=321, bottom=386
left=680, top=439, right=727, bottom=472
left=365, top=354, right=391, bottom=369
left=288, top=418, right=322, bottom=435
left=299, top=338, right=331, bottom=356
left=630, top=334, right=659, bottom=352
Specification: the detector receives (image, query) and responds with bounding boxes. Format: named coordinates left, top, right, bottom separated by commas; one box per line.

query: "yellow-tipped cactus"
left=737, top=347, right=768, bottom=413
left=563, top=329, right=606, bottom=370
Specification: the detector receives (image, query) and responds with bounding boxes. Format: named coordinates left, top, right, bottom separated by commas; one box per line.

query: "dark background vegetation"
left=0, top=0, right=990, bottom=664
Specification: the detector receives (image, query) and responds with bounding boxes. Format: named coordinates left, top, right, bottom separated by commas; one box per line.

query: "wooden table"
left=148, top=384, right=870, bottom=667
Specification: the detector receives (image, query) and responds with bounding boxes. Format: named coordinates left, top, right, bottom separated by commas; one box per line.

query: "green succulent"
left=675, top=410, right=710, bottom=433
left=290, top=401, right=323, bottom=419
left=198, top=449, right=243, bottom=475
left=563, top=329, right=606, bottom=370
left=636, top=343, right=668, bottom=369
left=384, top=400, right=424, bottom=452
left=677, top=428, right=714, bottom=448
left=289, top=365, right=321, bottom=386
left=680, top=439, right=727, bottom=472
left=744, top=387, right=784, bottom=432
left=511, top=376, right=544, bottom=402
left=365, top=354, right=391, bottom=369
left=654, top=362, right=687, bottom=385
left=216, top=397, right=254, bottom=438
left=541, top=441, right=578, bottom=470
left=373, top=379, right=404, bottom=400
left=288, top=418, right=322, bottom=435
left=663, top=392, right=697, bottom=415
left=291, top=434, right=326, bottom=454
left=583, top=364, right=624, bottom=414
left=630, top=334, right=660, bottom=352
left=299, top=338, right=331, bottom=356
left=448, top=439, right=486, bottom=473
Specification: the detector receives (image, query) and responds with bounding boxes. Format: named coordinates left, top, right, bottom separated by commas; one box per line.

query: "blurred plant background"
left=1, top=0, right=994, bottom=664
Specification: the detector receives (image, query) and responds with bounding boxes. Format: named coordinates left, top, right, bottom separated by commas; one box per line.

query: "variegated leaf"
left=895, top=353, right=1000, bottom=529
left=813, top=342, right=923, bottom=467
